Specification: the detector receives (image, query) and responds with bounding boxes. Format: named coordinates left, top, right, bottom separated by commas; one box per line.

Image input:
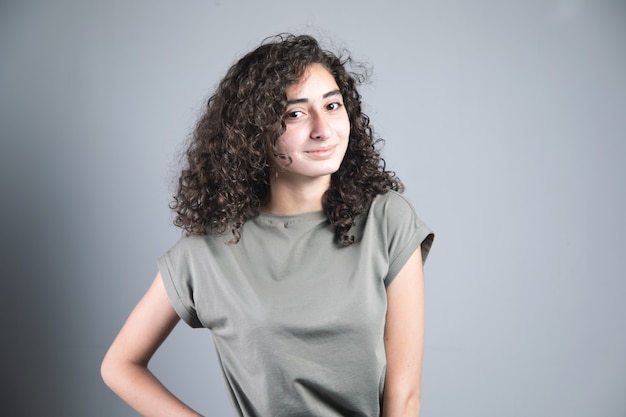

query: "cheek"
left=339, top=117, right=351, bottom=141
left=274, top=136, right=295, bottom=156
left=270, top=132, right=299, bottom=166
left=337, top=109, right=350, bottom=133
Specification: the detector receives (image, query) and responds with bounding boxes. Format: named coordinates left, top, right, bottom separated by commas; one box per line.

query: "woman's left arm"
left=382, top=246, right=425, bottom=417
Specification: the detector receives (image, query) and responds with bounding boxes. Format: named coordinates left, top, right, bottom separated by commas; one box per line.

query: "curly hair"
left=172, top=33, right=403, bottom=246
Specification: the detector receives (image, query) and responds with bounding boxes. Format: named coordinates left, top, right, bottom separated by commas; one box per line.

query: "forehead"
left=286, top=64, right=338, bottom=97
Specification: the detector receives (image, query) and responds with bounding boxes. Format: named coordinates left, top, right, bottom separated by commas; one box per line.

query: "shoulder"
left=362, top=190, right=422, bottom=241
left=161, top=231, right=228, bottom=261
left=366, top=190, right=434, bottom=263
left=166, top=233, right=206, bottom=253
left=369, top=190, right=418, bottom=221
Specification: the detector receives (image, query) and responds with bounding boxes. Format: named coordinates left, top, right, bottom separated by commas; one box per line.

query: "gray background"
left=1, top=1, right=625, bottom=416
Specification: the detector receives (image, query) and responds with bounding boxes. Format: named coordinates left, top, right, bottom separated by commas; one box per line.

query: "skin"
left=101, top=64, right=425, bottom=416
left=263, top=63, right=350, bottom=215
left=382, top=248, right=425, bottom=417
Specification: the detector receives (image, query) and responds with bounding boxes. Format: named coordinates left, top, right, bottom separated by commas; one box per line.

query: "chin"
left=310, top=162, right=343, bottom=177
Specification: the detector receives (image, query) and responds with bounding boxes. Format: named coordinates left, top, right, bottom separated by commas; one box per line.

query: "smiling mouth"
left=305, top=145, right=337, bottom=159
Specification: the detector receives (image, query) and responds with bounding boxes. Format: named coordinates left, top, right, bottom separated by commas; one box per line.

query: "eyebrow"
left=286, top=89, right=342, bottom=105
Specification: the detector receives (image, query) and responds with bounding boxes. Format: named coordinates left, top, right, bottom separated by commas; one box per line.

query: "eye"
left=327, top=102, right=343, bottom=111
left=285, top=110, right=303, bottom=119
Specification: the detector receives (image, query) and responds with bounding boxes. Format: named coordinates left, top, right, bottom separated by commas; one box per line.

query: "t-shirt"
left=158, top=190, right=434, bottom=417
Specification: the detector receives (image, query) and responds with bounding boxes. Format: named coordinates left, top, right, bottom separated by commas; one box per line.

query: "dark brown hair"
left=172, top=33, right=403, bottom=246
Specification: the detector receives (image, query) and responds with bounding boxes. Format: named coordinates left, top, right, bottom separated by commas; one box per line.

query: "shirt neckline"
left=256, top=210, right=326, bottom=224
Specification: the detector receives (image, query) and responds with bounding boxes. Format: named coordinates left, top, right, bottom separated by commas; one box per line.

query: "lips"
left=305, top=144, right=337, bottom=159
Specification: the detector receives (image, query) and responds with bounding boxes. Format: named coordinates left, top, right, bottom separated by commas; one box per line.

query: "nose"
left=310, top=112, right=332, bottom=140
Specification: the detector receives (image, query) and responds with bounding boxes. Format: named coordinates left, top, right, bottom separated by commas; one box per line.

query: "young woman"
left=101, top=34, right=434, bottom=417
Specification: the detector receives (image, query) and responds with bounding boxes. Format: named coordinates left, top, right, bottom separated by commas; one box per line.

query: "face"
left=269, top=63, right=350, bottom=184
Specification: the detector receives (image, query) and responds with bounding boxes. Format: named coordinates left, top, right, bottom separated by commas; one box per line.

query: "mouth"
left=304, top=145, right=338, bottom=159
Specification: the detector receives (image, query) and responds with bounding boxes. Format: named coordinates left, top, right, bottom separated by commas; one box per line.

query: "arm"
left=382, top=246, right=425, bottom=417
left=100, top=273, right=203, bottom=417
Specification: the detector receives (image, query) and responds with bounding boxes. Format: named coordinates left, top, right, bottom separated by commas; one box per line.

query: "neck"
left=262, top=175, right=330, bottom=215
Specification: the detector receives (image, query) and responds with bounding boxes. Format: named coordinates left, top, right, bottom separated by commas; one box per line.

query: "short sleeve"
left=377, top=192, right=434, bottom=287
left=157, top=238, right=204, bottom=328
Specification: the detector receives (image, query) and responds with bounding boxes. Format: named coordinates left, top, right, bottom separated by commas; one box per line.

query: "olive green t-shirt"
left=158, top=190, right=434, bottom=416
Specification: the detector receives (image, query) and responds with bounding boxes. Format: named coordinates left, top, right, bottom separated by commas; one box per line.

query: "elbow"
left=383, top=388, right=422, bottom=416
left=100, top=350, right=128, bottom=391
left=100, top=349, right=150, bottom=394
left=403, top=395, right=421, bottom=415
left=100, top=352, right=116, bottom=389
